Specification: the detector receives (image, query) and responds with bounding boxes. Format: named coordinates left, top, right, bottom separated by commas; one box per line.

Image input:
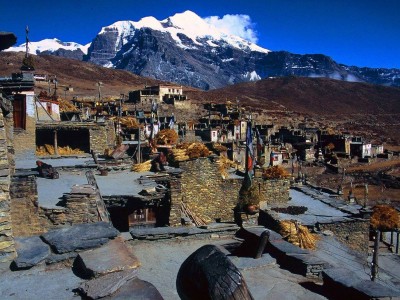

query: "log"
left=176, top=245, right=253, bottom=300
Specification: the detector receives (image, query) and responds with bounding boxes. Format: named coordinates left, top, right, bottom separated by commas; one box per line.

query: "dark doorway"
left=13, top=94, right=26, bottom=130
left=36, top=128, right=90, bottom=153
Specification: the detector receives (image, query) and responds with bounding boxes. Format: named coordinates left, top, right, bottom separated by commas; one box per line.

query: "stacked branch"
left=371, top=205, right=399, bottom=231
left=217, top=156, right=241, bottom=178
left=170, top=143, right=210, bottom=162
left=279, top=220, right=319, bottom=250
left=155, top=129, right=178, bottom=145
left=36, top=144, right=84, bottom=156
left=262, top=165, right=291, bottom=179
left=181, top=201, right=207, bottom=226
left=131, top=160, right=151, bottom=172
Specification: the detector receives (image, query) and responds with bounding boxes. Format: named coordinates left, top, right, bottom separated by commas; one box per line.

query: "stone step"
left=74, top=236, right=140, bottom=279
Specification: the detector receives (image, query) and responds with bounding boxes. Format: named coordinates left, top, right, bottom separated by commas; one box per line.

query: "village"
left=0, top=48, right=399, bottom=299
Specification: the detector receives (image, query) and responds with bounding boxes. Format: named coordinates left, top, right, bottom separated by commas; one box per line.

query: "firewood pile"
left=370, top=205, right=399, bottom=231
left=262, top=165, right=291, bottom=179
left=279, top=220, right=319, bottom=250
left=211, top=143, right=228, bottom=153
left=110, top=116, right=141, bottom=129
left=170, top=143, right=210, bottom=162
left=180, top=201, right=208, bottom=226
left=36, top=144, right=84, bottom=156
left=155, top=129, right=178, bottom=145
left=59, top=98, right=79, bottom=112
left=131, top=160, right=151, bottom=172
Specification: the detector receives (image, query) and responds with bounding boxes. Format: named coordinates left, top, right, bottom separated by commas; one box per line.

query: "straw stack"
left=279, top=220, right=319, bottom=250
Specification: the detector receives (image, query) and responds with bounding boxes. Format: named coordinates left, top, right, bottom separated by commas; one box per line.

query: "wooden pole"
left=371, top=230, right=380, bottom=281
left=254, top=230, right=269, bottom=259
left=53, top=130, right=59, bottom=156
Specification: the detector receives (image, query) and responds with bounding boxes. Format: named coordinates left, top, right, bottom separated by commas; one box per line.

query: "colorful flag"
left=246, top=121, right=254, bottom=172
left=169, top=115, right=174, bottom=129
left=255, top=127, right=263, bottom=162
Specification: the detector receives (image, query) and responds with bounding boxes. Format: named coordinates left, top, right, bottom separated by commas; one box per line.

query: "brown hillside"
left=188, top=77, right=400, bottom=115
left=0, top=52, right=182, bottom=98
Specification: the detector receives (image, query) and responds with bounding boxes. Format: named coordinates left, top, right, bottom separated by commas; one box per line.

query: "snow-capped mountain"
left=84, top=11, right=399, bottom=89
left=7, top=38, right=90, bottom=60
left=6, top=11, right=400, bottom=89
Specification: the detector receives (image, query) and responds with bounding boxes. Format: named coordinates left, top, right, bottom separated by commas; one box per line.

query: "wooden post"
left=254, top=230, right=269, bottom=259
left=396, top=232, right=399, bottom=254
left=371, top=230, right=380, bottom=281
left=53, top=130, right=59, bottom=156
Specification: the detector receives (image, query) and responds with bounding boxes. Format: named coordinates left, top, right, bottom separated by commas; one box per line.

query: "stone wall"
left=169, top=156, right=291, bottom=226
left=0, top=112, right=15, bottom=262
left=255, top=177, right=291, bottom=208
left=13, top=116, right=36, bottom=157
left=89, top=121, right=116, bottom=153
left=39, top=184, right=104, bottom=229
left=10, top=176, right=44, bottom=237
left=317, top=219, right=370, bottom=254
left=173, top=157, right=242, bottom=224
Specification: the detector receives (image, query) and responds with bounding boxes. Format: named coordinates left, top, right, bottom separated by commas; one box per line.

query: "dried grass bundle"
left=131, top=160, right=151, bottom=172
left=371, top=205, right=399, bottom=231
left=262, top=165, right=290, bottom=179
left=36, top=144, right=84, bottom=156
left=279, top=220, right=319, bottom=250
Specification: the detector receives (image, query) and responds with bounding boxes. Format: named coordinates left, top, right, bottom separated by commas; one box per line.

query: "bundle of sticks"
left=180, top=201, right=208, bottom=226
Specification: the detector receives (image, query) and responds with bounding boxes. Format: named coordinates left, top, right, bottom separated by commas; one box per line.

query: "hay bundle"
left=279, top=220, right=319, bottom=250
left=131, top=160, right=151, bottom=172
left=262, top=165, right=290, bottom=179
left=36, top=144, right=84, bottom=156
left=155, top=129, right=178, bottom=145
left=371, top=205, right=399, bottom=231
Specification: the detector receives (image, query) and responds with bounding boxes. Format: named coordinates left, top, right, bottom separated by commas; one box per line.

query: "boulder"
left=74, top=237, right=140, bottom=278
left=13, top=236, right=51, bottom=269
left=78, top=269, right=138, bottom=299
left=103, top=277, right=164, bottom=300
left=176, top=244, right=253, bottom=300
left=41, top=222, right=119, bottom=254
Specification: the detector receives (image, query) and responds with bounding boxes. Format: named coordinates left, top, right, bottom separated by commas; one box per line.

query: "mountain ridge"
left=5, top=10, right=400, bottom=89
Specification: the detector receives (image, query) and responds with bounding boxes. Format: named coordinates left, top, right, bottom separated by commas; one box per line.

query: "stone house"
left=128, top=84, right=187, bottom=108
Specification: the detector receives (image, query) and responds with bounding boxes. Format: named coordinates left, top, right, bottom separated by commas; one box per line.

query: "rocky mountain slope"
left=7, top=11, right=400, bottom=90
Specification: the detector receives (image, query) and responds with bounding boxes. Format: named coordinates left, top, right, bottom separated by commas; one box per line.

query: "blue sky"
left=1, top=0, right=399, bottom=68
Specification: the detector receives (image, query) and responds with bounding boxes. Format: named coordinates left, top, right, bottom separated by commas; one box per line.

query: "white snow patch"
left=99, top=10, right=270, bottom=53
left=6, top=38, right=90, bottom=55
left=243, top=71, right=261, bottom=81
left=222, top=58, right=234, bottom=62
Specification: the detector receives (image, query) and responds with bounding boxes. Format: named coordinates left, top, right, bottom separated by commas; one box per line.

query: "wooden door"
left=13, top=94, right=26, bottom=129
